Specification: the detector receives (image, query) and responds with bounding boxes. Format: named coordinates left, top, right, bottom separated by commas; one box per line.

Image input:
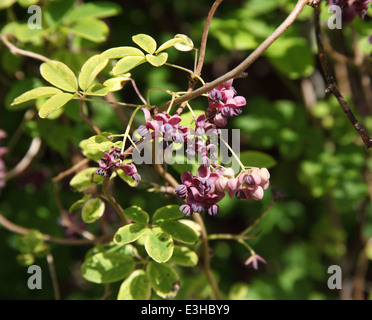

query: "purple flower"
left=328, top=0, right=372, bottom=22
left=96, top=147, right=141, bottom=182
left=139, top=108, right=189, bottom=144
left=206, top=80, right=246, bottom=127
left=176, top=166, right=225, bottom=216
left=244, top=253, right=266, bottom=270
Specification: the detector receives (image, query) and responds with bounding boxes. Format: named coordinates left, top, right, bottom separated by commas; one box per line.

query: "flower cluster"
left=328, top=0, right=372, bottom=22
left=185, top=114, right=219, bottom=167
left=0, top=129, right=7, bottom=189
left=138, top=108, right=188, bottom=145
left=96, top=147, right=140, bottom=182
left=175, top=166, right=270, bottom=216
left=175, top=165, right=225, bottom=216
left=214, top=167, right=270, bottom=201
left=206, top=80, right=247, bottom=127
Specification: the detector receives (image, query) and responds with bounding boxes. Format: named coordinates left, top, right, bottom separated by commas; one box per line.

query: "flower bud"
left=180, top=204, right=192, bottom=217
left=250, top=186, right=264, bottom=200
left=208, top=204, right=219, bottom=216
left=215, top=176, right=229, bottom=192
left=214, top=113, right=227, bottom=127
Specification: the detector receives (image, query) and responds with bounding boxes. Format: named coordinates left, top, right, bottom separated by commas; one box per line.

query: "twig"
left=314, top=6, right=372, bottom=148
left=102, top=176, right=127, bottom=225
left=161, top=0, right=310, bottom=112
left=0, top=213, right=111, bottom=245
left=0, top=33, right=50, bottom=62
left=79, top=99, right=101, bottom=135
left=152, top=162, right=221, bottom=300
left=46, top=253, right=61, bottom=300
left=175, top=0, right=224, bottom=115
left=5, top=137, right=42, bottom=180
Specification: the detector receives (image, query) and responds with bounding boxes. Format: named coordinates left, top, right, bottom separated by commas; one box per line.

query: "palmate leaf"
left=112, top=55, right=146, bottom=75
left=132, top=34, right=157, bottom=54
left=62, top=18, right=109, bottom=43
left=81, top=252, right=135, bottom=284
left=144, top=227, right=174, bottom=263
left=146, top=262, right=180, bottom=299
left=38, top=92, right=76, bottom=118
left=40, top=61, right=78, bottom=92
left=81, top=198, right=105, bottom=223
left=11, top=87, right=62, bottom=106
left=117, top=270, right=151, bottom=300
left=78, top=54, right=109, bottom=91
left=145, top=53, right=168, bottom=67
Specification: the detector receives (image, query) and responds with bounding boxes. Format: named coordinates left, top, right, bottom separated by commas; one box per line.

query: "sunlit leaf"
left=81, top=198, right=105, bottom=223
left=11, top=87, right=62, bottom=106
left=144, top=227, right=174, bottom=263
left=78, top=54, right=108, bottom=91
left=38, top=92, right=75, bottom=118
left=40, top=60, right=78, bottom=92
left=132, top=34, right=157, bottom=54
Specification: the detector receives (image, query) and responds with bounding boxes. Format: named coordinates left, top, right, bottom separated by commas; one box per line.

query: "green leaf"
left=103, top=75, right=130, bottom=92
left=0, top=0, right=16, bottom=9
left=173, top=34, right=194, bottom=51
left=70, top=167, right=104, bottom=191
left=132, top=34, right=157, bottom=54
left=81, top=252, right=135, bottom=284
left=85, top=132, right=114, bottom=153
left=85, top=84, right=109, bottom=96
left=146, top=53, right=168, bottom=67
left=78, top=55, right=109, bottom=91
left=64, top=1, right=122, bottom=23
left=117, top=270, right=151, bottom=300
left=17, top=0, right=39, bottom=7
left=38, top=92, right=75, bottom=118
left=82, top=198, right=105, bottom=223
left=156, top=38, right=182, bottom=53
left=239, top=150, right=277, bottom=169
left=16, top=230, right=46, bottom=255
left=146, top=262, right=180, bottom=299
left=69, top=194, right=92, bottom=212
left=101, top=47, right=144, bottom=59
left=85, top=243, right=139, bottom=260
left=112, top=56, right=146, bottom=75
left=63, top=18, right=109, bottom=43
left=40, top=61, right=78, bottom=92
left=144, top=227, right=174, bottom=263
left=11, top=87, right=62, bottom=106
left=123, top=206, right=149, bottom=224
left=168, top=246, right=198, bottom=267
left=114, top=223, right=149, bottom=245
left=265, top=37, right=315, bottom=79
left=117, top=169, right=139, bottom=187
left=159, top=220, right=198, bottom=244
left=153, top=205, right=184, bottom=224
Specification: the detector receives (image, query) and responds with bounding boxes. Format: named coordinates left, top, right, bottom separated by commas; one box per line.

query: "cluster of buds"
left=175, top=166, right=225, bottom=216
left=96, top=147, right=141, bottom=182
left=214, top=167, right=270, bottom=201
left=0, top=129, right=7, bottom=189
left=175, top=165, right=270, bottom=217
left=206, top=80, right=247, bottom=127
left=185, top=114, right=219, bottom=167
left=328, top=0, right=372, bottom=22
left=138, top=108, right=188, bottom=146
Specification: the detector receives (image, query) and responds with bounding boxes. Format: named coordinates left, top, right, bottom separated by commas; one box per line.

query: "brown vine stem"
left=102, top=176, right=127, bottom=225
left=0, top=33, right=50, bottom=62
left=175, top=0, right=224, bottom=115
left=161, top=0, right=311, bottom=112
left=152, top=163, right=221, bottom=300
left=314, top=6, right=372, bottom=148
left=0, top=213, right=112, bottom=245
left=46, top=253, right=61, bottom=300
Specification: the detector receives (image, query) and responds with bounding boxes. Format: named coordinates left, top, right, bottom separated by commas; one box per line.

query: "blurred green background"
left=0, top=0, right=372, bottom=300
